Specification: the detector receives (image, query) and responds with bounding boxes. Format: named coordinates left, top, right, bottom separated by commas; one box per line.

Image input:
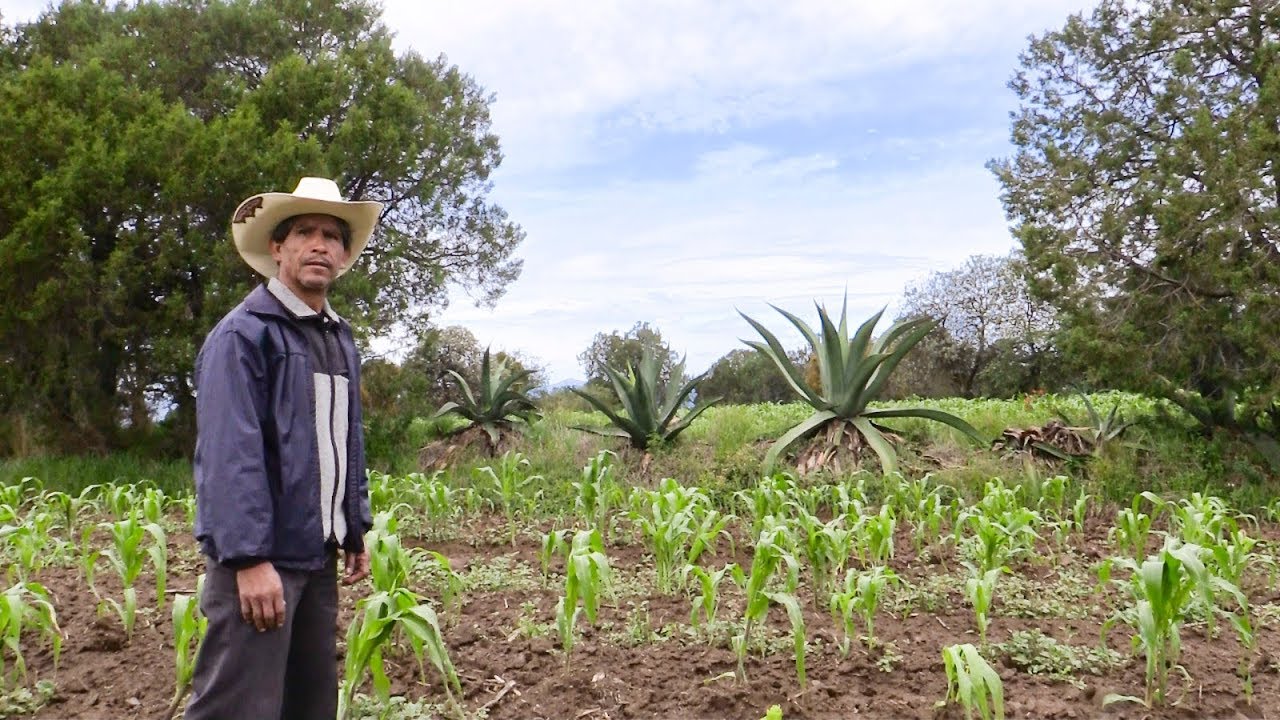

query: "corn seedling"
left=730, top=522, right=800, bottom=682
left=555, top=529, right=612, bottom=657
left=768, top=590, right=808, bottom=688
left=1231, top=610, right=1258, bottom=705
left=2, top=515, right=62, bottom=582
left=39, top=486, right=100, bottom=537
left=793, top=507, right=853, bottom=606
left=473, top=452, right=542, bottom=546
left=423, top=551, right=463, bottom=622
left=686, top=562, right=736, bottom=628
left=574, top=450, right=620, bottom=536
left=1170, top=492, right=1230, bottom=547
left=1104, top=540, right=1237, bottom=708
left=102, top=483, right=140, bottom=520
left=540, top=529, right=570, bottom=578
left=99, top=515, right=166, bottom=637
left=140, top=487, right=170, bottom=526
left=338, top=588, right=461, bottom=720
left=0, top=581, right=61, bottom=691
left=165, top=575, right=207, bottom=720
left=854, top=504, right=896, bottom=566
left=147, top=522, right=169, bottom=608
left=941, top=643, right=1004, bottom=720
left=829, top=477, right=869, bottom=520
left=963, top=562, right=1003, bottom=645
left=630, top=478, right=733, bottom=593
left=829, top=565, right=897, bottom=654
left=366, top=521, right=419, bottom=594
left=737, top=472, right=803, bottom=536
left=0, top=477, right=42, bottom=510
left=78, top=526, right=101, bottom=589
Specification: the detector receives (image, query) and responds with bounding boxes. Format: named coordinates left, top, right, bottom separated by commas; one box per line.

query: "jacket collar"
left=266, top=278, right=341, bottom=322
left=243, top=282, right=343, bottom=324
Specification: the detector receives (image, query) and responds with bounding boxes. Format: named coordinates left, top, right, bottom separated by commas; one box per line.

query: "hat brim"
left=231, top=193, right=383, bottom=278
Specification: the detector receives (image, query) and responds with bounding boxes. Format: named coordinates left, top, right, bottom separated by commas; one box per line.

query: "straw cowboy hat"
left=231, top=177, right=383, bottom=278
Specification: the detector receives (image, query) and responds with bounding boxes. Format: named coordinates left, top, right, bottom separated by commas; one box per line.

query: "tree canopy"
left=992, top=0, right=1280, bottom=467
left=898, top=253, right=1059, bottom=397
left=577, top=322, right=679, bottom=393
left=0, top=0, right=523, bottom=453
left=700, top=348, right=807, bottom=405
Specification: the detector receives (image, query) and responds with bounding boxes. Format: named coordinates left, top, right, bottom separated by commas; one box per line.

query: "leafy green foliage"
left=1105, top=540, right=1244, bottom=708
left=741, top=298, right=984, bottom=474
left=577, top=321, right=678, bottom=393
left=0, top=582, right=60, bottom=691
left=700, top=348, right=809, bottom=404
left=571, top=350, right=720, bottom=450
left=0, top=0, right=523, bottom=454
left=942, top=643, right=1005, bottom=720
left=554, top=529, right=612, bottom=657
left=339, top=588, right=460, bottom=720
left=992, top=0, right=1280, bottom=470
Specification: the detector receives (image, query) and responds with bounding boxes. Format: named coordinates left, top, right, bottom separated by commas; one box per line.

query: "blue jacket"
left=193, top=284, right=373, bottom=570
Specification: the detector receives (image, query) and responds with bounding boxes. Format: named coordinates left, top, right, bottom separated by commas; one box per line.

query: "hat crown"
left=292, top=177, right=344, bottom=201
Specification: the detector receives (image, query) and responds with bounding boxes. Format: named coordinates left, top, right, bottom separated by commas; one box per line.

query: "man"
left=186, top=177, right=383, bottom=720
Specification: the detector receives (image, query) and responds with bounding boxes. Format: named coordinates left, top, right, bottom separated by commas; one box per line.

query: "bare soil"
left=15, top=515, right=1280, bottom=720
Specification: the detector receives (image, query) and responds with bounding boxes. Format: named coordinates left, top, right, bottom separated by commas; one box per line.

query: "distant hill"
left=536, top=377, right=584, bottom=395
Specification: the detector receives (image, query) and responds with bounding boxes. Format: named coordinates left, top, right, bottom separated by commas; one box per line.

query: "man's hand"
left=236, top=561, right=285, bottom=632
left=343, top=549, right=370, bottom=585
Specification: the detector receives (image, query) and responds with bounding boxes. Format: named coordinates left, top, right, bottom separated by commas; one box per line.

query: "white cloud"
left=382, top=0, right=1095, bottom=174
left=438, top=143, right=1019, bottom=379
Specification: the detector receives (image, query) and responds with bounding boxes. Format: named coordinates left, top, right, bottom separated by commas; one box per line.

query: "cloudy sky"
left=6, top=0, right=1097, bottom=383
left=381, top=1, right=1098, bottom=383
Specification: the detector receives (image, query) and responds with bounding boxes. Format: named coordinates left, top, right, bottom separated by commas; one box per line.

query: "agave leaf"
left=765, top=410, right=838, bottom=470
left=443, top=369, right=477, bottom=409
left=835, top=351, right=891, bottom=416
left=852, top=417, right=898, bottom=476
left=571, top=387, right=644, bottom=445
left=478, top=348, right=495, bottom=405
left=862, top=407, right=984, bottom=444
left=489, top=368, right=535, bottom=408
left=859, top=319, right=936, bottom=405
left=739, top=311, right=825, bottom=407
left=659, top=371, right=707, bottom=429
left=602, top=364, right=645, bottom=433
left=572, top=425, right=635, bottom=440
left=433, top=401, right=463, bottom=419
left=816, top=301, right=846, bottom=398
left=770, top=304, right=823, bottom=359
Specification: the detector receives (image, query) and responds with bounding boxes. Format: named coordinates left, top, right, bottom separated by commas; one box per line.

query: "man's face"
left=271, top=214, right=350, bottom=297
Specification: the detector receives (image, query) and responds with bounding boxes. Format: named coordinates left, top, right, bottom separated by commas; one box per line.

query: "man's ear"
left=269, top=240, right=283, bottom=264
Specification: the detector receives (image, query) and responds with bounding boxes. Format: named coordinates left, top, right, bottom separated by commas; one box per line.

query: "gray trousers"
left=184, top=554, right=339, bottom=720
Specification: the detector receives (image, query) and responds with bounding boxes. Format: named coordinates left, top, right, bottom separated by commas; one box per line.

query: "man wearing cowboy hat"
left=186, top=177, right=382, bottom=719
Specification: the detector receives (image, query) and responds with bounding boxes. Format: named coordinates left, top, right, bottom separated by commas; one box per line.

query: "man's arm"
left=194, top=326, right=284, bottom=629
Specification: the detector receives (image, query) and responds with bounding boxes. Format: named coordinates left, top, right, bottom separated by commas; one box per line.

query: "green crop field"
left=2, top=395, right=1279, bottom=719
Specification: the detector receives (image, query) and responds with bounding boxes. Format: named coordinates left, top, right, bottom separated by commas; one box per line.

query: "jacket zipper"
left=323, top=317, right=342, bottom=544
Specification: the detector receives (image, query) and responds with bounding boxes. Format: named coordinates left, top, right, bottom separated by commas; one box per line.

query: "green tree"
left=577, top=322, right=678, bottom=393
left=0, top=0, right=523, bottom=454
left=990, top=0, right=1280, bottom=467
left=700, top=348, right=808, bottom=405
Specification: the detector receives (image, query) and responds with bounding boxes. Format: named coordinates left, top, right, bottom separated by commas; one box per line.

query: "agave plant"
left=571, top=350, right=720, bottom=450
left=740, top=299, right=983, bottom=474
left=434, top=347, right=539, bottom=449
left=1056, top=391, right=1135, bottom=456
